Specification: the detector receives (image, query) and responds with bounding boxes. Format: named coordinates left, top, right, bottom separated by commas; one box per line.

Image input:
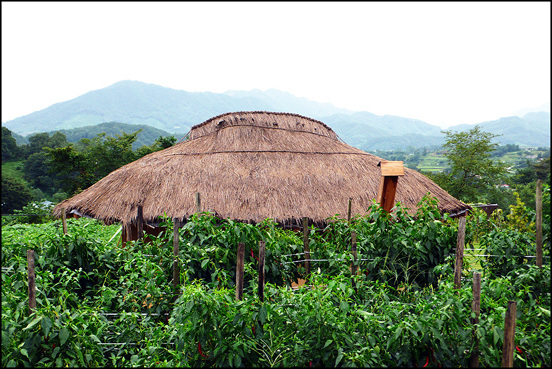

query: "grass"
left=1, top=159, right=27, bottom=184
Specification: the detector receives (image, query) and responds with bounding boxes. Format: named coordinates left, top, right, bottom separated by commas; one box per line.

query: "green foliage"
left=2, top=127, right=21, bottom=161
left=1, top=175, right=33, bottom=214
left=436, top=126, right=509, bottom=203
left=2, top=198, right=550, bottom=367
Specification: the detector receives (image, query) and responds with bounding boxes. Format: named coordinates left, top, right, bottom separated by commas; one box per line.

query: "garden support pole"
left=469, top=272, right=481, bottom=368
left=454, top=216, right=466, bottom=289
left=195, top=192, right=201, bottom=214
left=27, top=250, right=36, bottom=315
left=501, top=301, right=517, bottom=367
left=61, top=208, right=68, bottom=235
left=236, top=242, right=245, bottom=301
left=347, top=197, right=352, bottom=223
left=303, top=217, right=311, bottom=281
left=258, top=241, right=266, bottom=302
left=351, top=231, right=357, bottom=292
left=536, top=179, right=543, bottom=268
left=173, top=218, right=180, bottom=292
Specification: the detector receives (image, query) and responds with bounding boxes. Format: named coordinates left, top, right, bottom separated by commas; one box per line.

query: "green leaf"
left=90, top=334, right=101, bottom=343
left=259, top=304, right=267, bottom=324
left=493, top=326, right=499, bottom=345
left=20, top=348, right=29, bottom=359
left=59, top=327, right=70, bottom=346
left=335, top=349, right=344, bottom=366
left=41, top=317, right=53, bottom=337
left=23, top=316, right=42, bottom=331
left=324, top=339, right=332, bottom=348
left=201, top=259, right=209, bottom=268
left=52, top=346, right=60, bottom=358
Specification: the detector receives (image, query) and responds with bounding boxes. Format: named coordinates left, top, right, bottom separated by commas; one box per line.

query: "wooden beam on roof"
left=377, top=161, right=404, bottom=213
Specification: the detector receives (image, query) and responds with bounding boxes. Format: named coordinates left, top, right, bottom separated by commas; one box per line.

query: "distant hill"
left=2, top=80, right=549, bottom=150
left=48, top=122, right=182, bottom=150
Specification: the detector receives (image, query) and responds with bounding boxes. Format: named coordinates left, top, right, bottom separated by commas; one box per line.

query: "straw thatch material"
left=53, top=111, right=470, bottom=227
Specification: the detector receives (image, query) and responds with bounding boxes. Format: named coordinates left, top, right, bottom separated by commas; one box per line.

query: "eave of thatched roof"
left=53, top=111, right=471, bottom=226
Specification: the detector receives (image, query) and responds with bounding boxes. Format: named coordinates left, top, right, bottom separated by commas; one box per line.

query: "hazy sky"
left=2, top=1, right=550, bottom=128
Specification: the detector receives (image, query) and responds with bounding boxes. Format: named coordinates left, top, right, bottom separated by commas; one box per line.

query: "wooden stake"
left=195, top=192, right=201, bottom=214
left=303, top=217, right=310, bottom=280
left=236, top=242, right=245, bottom=301
left=61, top=208, right=68, bottom=234
left=27, top=250, right=36, bottom=315
left=173, top=218, right=180, bottom=292
left=347, top=197, right=352, bottom=222
left=258, top=241, right=266, bottom=302
left=137, top=205, right=143, bottom=238
left=501, top=301, right=517, bottom=367
left=454, top=216, right=467, bottom=289
left=377, top=161, right=404, bottom=213
left=536, top=179, right=543, bottom=268
left=351, top=231, right=357, bottom=291
left=469, top=272, right=481, bottom=367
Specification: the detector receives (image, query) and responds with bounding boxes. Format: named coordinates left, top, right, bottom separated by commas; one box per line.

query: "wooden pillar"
left=236, top=243, right=245, bottom=301
left=536, top=179, right=543, bottom=268
left=258, top=241, right=266, bottom=302
left=61, top=208, right=68, bottom=235
left=347, top=197, right=352, bottom=222
left=27, top=250, right=36, bottom=315
left=501, top=301, right=517, bottom=367
left=454, top=216, right=467, bottom=289
left=376, top=161, right=404, bottom=213
left=173, top=218, right=180, bottom=292
left=303, top=217, right=311, bottom=281
left=470, top=272, right=481, bottom=367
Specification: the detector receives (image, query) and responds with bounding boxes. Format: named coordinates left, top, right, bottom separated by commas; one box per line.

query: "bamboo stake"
left=173, top=218, right=180, bottom=292
left=454, top=216, right=467, bottom=289
left=501, top=301, right=517, bottom=367
left=469, top=272, right=481, bottom=367
left=303, top=217, right=311, bottom=281
left=258, top=241, right=266, bottom=302
left=27, top=250, right=36, bottom=315
left=536, top=179, right=543, bottom=268
left=236, top=243, right=245, bottom=301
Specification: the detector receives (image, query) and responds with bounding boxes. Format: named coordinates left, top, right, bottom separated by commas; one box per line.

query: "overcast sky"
left=2, top=1, right=550, bottom=128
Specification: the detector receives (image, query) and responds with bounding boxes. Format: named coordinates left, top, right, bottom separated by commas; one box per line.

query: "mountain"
left=48, top=122, right=182, bottom=150
left=447, top=113, right=551, bottom=147
left=2, top=80, right=550, bottom=150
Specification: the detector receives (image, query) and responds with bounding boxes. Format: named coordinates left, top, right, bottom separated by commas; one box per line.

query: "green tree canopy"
left=433, top=125, right=508, bottom=203
left=2, top=127, right=21, bottom=162
left=1, top=174, right=33, bottom=213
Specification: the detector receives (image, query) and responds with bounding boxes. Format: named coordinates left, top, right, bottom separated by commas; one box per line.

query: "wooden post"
left=303, top=217, right=311, bottom=281
left=195, top=192, right=201, bottom=214
left=376, top=161, right=404, bottom=213
left=258, top=241, right=266, bottom=302
left=454, top=216, right=467, bottom=289
left=469, top=272, right=481, bottom=367
left=536, top=179, right=543, bottom=268
left=27, top=250, right=36, bottom=315
left=351, top=231, right=357, bottom=291
left=347, top=197, right=352, bottom=222
left=501, top=301, right=517, bottom=367
left=61, top=208, right=68, bottom=235
left=236, top=243, right=245, bottom=301
left=173, top=218, right=180, bottom=292
left=137, top=205, right=143, bottom=238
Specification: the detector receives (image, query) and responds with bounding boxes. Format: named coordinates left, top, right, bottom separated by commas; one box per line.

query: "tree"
left=432, top=125, right=508, bottom=203
left=2, top=127, right=21, bottom=162
left=1, top=175, right=33, bottom=213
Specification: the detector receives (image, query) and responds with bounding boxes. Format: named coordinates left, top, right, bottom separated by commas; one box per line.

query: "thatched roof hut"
left=53, top=111, right=470, bottom=231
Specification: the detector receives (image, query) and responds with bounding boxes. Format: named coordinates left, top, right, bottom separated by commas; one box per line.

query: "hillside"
left=2, top=80, right=550, bottom=150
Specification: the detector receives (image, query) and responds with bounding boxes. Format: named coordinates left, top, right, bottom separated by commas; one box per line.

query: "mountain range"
left=3, top=80, right=550, bottom=150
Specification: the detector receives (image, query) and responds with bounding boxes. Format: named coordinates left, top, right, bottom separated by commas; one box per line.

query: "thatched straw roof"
left=53, top=111, right=470, bottom=227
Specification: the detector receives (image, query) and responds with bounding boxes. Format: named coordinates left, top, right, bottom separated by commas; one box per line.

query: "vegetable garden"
left=2, top=189, right=550, bottom=367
